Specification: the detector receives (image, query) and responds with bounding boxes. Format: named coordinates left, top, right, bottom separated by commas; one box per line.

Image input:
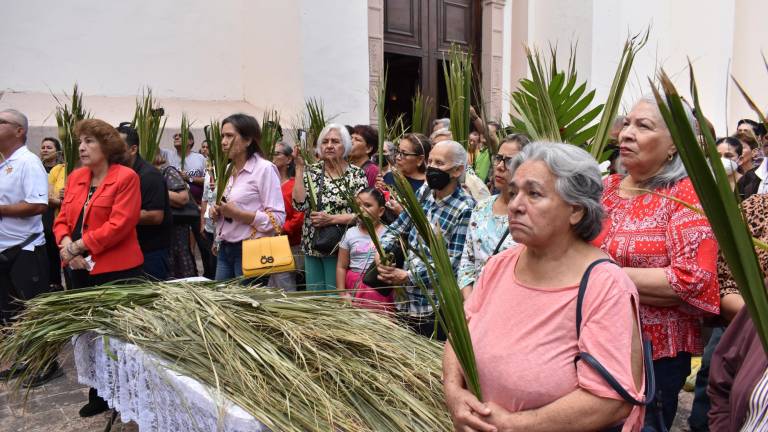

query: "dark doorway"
left=384, top=53, right=421, bottom=128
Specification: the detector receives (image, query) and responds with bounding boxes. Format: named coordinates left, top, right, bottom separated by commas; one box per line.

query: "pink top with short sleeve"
left=465, top=245, right=644, bottom=431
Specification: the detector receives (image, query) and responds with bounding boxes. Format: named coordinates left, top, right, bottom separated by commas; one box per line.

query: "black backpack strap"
left=574, top=258, right=657, bottom=408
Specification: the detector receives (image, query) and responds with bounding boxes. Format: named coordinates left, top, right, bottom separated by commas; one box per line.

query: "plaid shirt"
left=381, top=184, right=475, bottom=316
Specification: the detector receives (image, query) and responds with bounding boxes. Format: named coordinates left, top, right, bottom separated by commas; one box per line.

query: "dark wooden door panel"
left=384, top=0, right=426, bottom=55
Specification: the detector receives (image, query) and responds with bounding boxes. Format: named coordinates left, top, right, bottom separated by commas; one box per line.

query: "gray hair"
left=433, top=139, right=468, bottom=169
left=508, top=142, right=604, bottom=241
left=627, top=96, right=696, bottom=190
left=316, top=123, right=352, bottom=158
left=430, top=128, right=453, bottom=141
left=275, top=141, right=293, bottom=156
left=0, top=109, right=29, bottom=141
left=432, top=118, right=450, bottom=130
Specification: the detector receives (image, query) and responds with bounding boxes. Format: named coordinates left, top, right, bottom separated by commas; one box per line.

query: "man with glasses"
left=377, top=140, right=475, bottom=340
left=0, top=109, right=57, bottom=386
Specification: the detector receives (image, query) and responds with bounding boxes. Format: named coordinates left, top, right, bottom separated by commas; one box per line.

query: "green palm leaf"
left=653, top=65, right=768, bottom=353
left=52, top=83, right=90, bottom=175
left=443, top=44, right=473, bottom=148
left=132, top=88, right=167, bottom=166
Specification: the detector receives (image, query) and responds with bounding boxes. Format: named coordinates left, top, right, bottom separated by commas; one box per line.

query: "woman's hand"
left=376, top=263, right=410, bottom=285
left=375, top=173, right=388, bottom=191
left=209, top=203, right=220, bottom=220
left=68, top=255, right=89, bottom=270
left=444, top=383, right=496, bottom=432
left=59, top=237, right=74, bottom=263
left=293, top=145, right=305, bottom=170
left=218, top=201, right=241, bottom=219
left=385, top=198, right=403, bottom=215
left=310, top=211, right=335, bottom=227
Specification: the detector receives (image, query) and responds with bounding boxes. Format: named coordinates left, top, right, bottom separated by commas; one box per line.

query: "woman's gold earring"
left=668, top=153, right=674, bottom=161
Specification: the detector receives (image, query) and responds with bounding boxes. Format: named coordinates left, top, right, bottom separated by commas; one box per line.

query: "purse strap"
left=492, top=230, right=509, bottom=255
left=249, top=210, right=282, bottom=240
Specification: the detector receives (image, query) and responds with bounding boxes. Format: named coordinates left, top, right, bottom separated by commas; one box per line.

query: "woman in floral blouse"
left=593, top=97, right=719, bottom=430
left=293, top=124, right=367, bottom=291
left=457, top=134, right=528, bottom=299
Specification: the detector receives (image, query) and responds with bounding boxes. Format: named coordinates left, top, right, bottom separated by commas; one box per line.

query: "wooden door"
left=383, top=0, right=481, bottom=126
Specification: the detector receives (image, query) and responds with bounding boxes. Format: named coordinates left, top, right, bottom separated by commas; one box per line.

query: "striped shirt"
left=381, top=184, right=475, bottom=316
left=742, top=368, right=768, bottom=431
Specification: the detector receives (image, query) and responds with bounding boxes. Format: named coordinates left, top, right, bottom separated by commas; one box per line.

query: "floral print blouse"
left=292, top=161, right=367, bottom=257
left=593, top=174, right=720, bottom=360
left=457, top=195, right=516, bottom=289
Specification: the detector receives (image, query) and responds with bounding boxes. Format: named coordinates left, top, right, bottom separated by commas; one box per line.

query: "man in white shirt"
left=0, top=109, right=57, bottom=384
left=163, top=131, right=206, bottom=202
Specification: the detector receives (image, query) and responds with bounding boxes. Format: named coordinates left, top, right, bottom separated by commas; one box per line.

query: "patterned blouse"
left=457, top=195, right=516, bottom=289
left=593, top=174, right=720, bottom=360
left=293, top=161, right=367, bottom=257
left=717, top=193, right=768, bottom=298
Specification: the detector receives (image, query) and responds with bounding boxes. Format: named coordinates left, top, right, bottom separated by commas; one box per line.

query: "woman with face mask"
left=716, top=136, right=743, bottom=193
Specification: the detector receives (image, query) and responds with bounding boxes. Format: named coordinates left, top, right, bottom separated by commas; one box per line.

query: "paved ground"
left=1, top=342, right=695, bottom=432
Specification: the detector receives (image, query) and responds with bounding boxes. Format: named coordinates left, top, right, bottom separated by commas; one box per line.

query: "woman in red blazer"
left=53, top=119, right=143, bottom=418
left=54, top=119, right=143, bottom=288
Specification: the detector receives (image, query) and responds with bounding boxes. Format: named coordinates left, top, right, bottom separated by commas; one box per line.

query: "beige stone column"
left=368, top=0, right=385, bottom=125
left=482, top=0, right=507, bottom=122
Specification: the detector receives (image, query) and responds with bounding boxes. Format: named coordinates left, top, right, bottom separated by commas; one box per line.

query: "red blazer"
left=54, top=164, right=143, bottom=275
left=281, top=178, right=304, bottom=246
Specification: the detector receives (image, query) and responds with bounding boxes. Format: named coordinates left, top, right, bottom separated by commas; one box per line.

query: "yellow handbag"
left=242, top=211, right=296, bottom=278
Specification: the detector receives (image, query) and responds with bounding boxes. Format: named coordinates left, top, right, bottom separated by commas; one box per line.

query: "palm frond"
left=260, top=109, right=281, bottom=158
left=376, top=69, right=388, bottom=168
left=132, top=88, right=167, bottom=165
left=589, top=30, right=649, bottom=159
left=508, top=44, right=601, bottom=145
left=390, top=172, right=482, bottom=399
left=179, top=113, right=191, bottom=170
left=443, top=45, right=473, bottom=148
left=653, top=65, right=768, bottom=353
left=411, top=88, right=433, bottom=136
left=204, top=120, right=231, bottom=205
left=53, top=83, right=90, bottom=175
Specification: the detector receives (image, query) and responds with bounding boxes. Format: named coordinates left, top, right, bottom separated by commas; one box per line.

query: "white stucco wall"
left=1, top=0, right=244, bottom=100
left=506, top=0, right=764, bottom=135
left=298, top=0, right=370, bottom=126
left=1, top=0, right=372, bottom=151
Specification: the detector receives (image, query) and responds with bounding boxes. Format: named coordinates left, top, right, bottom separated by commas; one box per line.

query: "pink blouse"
left=465, top=245, right=644, bottom=431
left=216, top=155, right=285, bottom=243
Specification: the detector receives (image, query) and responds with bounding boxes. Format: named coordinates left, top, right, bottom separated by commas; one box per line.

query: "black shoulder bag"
left=311, top=165, right=347, bottom=255
left=576, top=259, right=666, bottom=432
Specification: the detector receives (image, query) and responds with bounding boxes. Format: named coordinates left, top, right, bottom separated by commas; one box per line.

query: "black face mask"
left=425, top=166, right=453, bottom=190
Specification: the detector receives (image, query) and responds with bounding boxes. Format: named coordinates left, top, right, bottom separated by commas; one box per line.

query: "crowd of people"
left=1, top=100, right=768, bottom=431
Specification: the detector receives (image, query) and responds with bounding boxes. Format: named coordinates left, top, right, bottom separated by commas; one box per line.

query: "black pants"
left=0, top=245, right=49, bottom=325
left=190, top=219, right=215, bottom=280
left=644, top=353, right=692, bottom=431
left=42, top=208, right=62, bottom=288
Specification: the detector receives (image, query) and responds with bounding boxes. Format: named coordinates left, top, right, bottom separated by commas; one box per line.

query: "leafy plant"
left=260, top=109, right=281, bottom=158
left=179, top=112, right=191, bottom=170
left=53, top=83, right=90, bottom=175
left=652, top=65, right=768, bottom=353
left=411, top=87, right=433, bottom=136
left=509, top=44, right=601, bottom=145
left=443, top=44, right=473, bottom=149
left=132, top=88, right=167, bottom=165
left=390, top=171, right=482, bottom=399
left=203, top=120, right=232, bottom=205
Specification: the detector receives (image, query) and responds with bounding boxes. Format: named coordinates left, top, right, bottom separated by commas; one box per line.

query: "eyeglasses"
left=0, top=118, right=21, bottom=127
left=493, top=154, right=516, bottom=166
left=394, top=149, right=419, bottom=159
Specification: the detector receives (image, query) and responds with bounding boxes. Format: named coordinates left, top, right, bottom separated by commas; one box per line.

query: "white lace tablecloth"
left=73, top=331, right=269, bottom=432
